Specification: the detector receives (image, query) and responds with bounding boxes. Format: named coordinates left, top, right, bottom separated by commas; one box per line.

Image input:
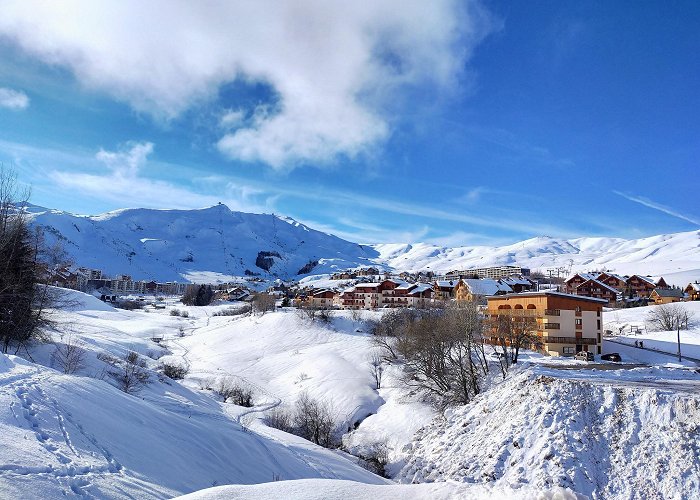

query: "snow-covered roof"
left=632, top=275, right=656, bottom=285
left=354, top=282, right=382, bottom=288
left=408, top=284, right=433, bottom=295
left=598, top=272, right=627, bottom=282
left=499, top=276, right=533, bottom=286
left=686, top=282, right=700, bottom=292
left=565, top=272, right=598, bottom=283
left=435, top=280, right=458, bottom=289
left=463, top=278, right=512, bottom=295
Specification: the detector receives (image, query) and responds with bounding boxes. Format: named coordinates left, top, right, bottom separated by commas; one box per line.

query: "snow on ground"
left=174, top=477, right=581, bottom=500
left=604, top=302, right=700, bottom=362
left=0, top=289, right=388, bottom=499
left=397, top=365, right=700, bottom=499
left=175, top=307, right=438, bottom=471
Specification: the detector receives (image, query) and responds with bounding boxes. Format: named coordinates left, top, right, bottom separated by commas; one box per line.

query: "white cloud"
left=613, top=191, right=700, bottom=226
left=95, top=142, right=153, bottom=178
left=47, top=142, right=269, bottom=212
left=0, top=87, right=29, bottom=110
left=219, top=109, right=245, bottom=129
left=0, top=1, right=494, bottom=167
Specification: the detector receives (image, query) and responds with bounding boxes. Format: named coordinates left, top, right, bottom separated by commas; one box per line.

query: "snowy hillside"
left=397, top=365, right=700, bottom=498
left=372, top=230, right=700, bottom=285
left=0, top=289, right=389, bottom=498
left=27, top=205, right=379, bottom=282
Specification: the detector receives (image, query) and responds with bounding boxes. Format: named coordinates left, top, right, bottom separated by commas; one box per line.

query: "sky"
left=0, top=0, right=698, bottom=246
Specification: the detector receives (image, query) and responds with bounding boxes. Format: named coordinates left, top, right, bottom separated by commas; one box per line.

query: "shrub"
left=170, top=309, right=181, bottom=316
left=117, top=300, right=144, bottom=311
left=212, top=305, right=251, bottom=316
left=293, top=391, right=337, bottom=448
left=214, top=377, right=254, bottom=407
left=51, top=335, right=87, bottom=374
left=265, top=407, right=293, bottom=433
left=98, top=351, right=151, bottom=394
left=160, top=361, right=189, bottom=380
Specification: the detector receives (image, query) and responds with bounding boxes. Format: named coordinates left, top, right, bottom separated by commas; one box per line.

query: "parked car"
left=601, top=353, right=622, bottom=362
left=575, top=351, right=594, bottom=362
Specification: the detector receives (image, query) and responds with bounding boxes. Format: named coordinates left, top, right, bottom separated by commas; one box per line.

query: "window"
left=563, top=347, right=575, bottom=355
left=545, top=323, right=560, bottom=330
left=597, top=320, right=601, bottom=329
left=575, top=319, right=582, bottom=326
left=575, top=306, right=581, bottom=313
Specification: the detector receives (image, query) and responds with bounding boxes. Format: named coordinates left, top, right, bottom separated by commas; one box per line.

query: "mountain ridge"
left=26, top=204, right=700, bottom=285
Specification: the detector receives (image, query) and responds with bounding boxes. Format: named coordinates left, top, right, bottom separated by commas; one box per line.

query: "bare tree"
left=252, top=293, right=276, bottom=316
left=646, top=303, right=695, bottom=331
left=488, top=308, right=541, bottom=370
left=293, top=391, right=337, bottom=447
left=51, top=334, right=87, bottom=374
left=369, top=353, right=384, bottom=390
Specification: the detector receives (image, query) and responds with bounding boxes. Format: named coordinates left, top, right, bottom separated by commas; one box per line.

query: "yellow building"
left=486, top=291, right=605, bottom=356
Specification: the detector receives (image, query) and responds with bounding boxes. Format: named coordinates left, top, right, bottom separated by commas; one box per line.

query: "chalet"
left=383, top=282, right=416, bottom=308
left=574, top=279, right=620, bottom=306
left=626, top=275, right=656, bottom=298
left=486, top=292, right=605, bottom=357
left=685, top=282, right=700, bottom=301
left=650, top=288, right=684, bottom=305
left=406, top=284, right=434, bottom=308
left=499, top=276, right=536, bottom=293
left=564, top=273, right=598, bottom=294
left=596, top=272, right=628, bottom=293
left=460, top=278, right=512, bottom=302
left=433, top=280, right=462, bottom=301
left=310, top=289, right=337, bottom=308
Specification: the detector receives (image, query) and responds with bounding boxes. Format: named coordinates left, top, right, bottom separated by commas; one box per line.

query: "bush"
left=160, top=361, right=189, bottom=380
left=51, top=335, right=87, bottom=374
left=212, top=305, right=251, bottom=317
left=214, top=377, right=254, bottom=407
left=117, top=300, right=144, bottom=311
left=98, top=351, right=151, bottom=394
left=265, top=407, right=293, bottom=433
left=170, top=309, right=181, bottom=316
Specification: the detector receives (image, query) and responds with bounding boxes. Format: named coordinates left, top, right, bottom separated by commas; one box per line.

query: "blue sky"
left=0, top=0, right=698, bottom=245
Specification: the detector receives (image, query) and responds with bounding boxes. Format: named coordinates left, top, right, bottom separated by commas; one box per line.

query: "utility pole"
left=677, top=318, right=682, bottom=362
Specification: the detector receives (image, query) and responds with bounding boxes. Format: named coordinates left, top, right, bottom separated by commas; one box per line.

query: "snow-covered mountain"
left=27, top=204, right=700, bottom=285
left=372, top=231, right=700, bottom=286
left=27, top=204, right=380, bottom=283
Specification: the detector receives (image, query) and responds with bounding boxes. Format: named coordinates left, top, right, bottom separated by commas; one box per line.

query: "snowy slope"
left=372, top=231, right=700, bottom=285
left=27, top=205, right=379, bottom=282
left=0, top=290, right=388, bottom=499
left=397, top=366, right=700, bottom=499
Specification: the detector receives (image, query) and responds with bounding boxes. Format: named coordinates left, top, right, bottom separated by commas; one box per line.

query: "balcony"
left=542, top=336, right=596, bottom=345
left=544, top=309, right=560, bottom=316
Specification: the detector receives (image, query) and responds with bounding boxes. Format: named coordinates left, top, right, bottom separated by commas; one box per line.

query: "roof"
left=565, top=272, right=598, bottom=283
left=686, top=282, right=700, bottom=292
left=354, top=282, right=382, bottom=289
left=463, top=278, right=512, bottom=295
left=598, top=272, right=627, bottom=282
left=652, top=288, right=684, bottom=298
left=435, top=280, right=459, bottom=289
left=499, top=276, right=533, bottom=286
left=486, top=291, right=609, bottom=304
left=408, top=284, right=433, bottom=296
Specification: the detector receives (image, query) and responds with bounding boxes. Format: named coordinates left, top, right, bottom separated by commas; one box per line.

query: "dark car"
left=601, top=353, right=622, bottom=362
left=575, top=351, right=594, bottom=362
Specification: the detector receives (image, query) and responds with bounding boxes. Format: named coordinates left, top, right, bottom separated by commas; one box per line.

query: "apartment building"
left=486, top=292, right=605, bottom=357
left=445, top=265, right=531, bottom=280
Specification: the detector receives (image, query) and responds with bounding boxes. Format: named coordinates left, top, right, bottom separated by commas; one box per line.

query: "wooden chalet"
left=650, top=288, right=684, bottom=305
left=564, top=273, right=598, bottom=294
left=684, top=282, right=700, bottom=301
left=596, top=272, right=628, bottom=293
left=626, top=275, right=656, bottom=298
left=574, top=279, right=620, bottom=306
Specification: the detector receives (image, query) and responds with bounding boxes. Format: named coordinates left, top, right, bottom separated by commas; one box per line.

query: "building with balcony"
left=486, top=291, right=606, bottom=357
